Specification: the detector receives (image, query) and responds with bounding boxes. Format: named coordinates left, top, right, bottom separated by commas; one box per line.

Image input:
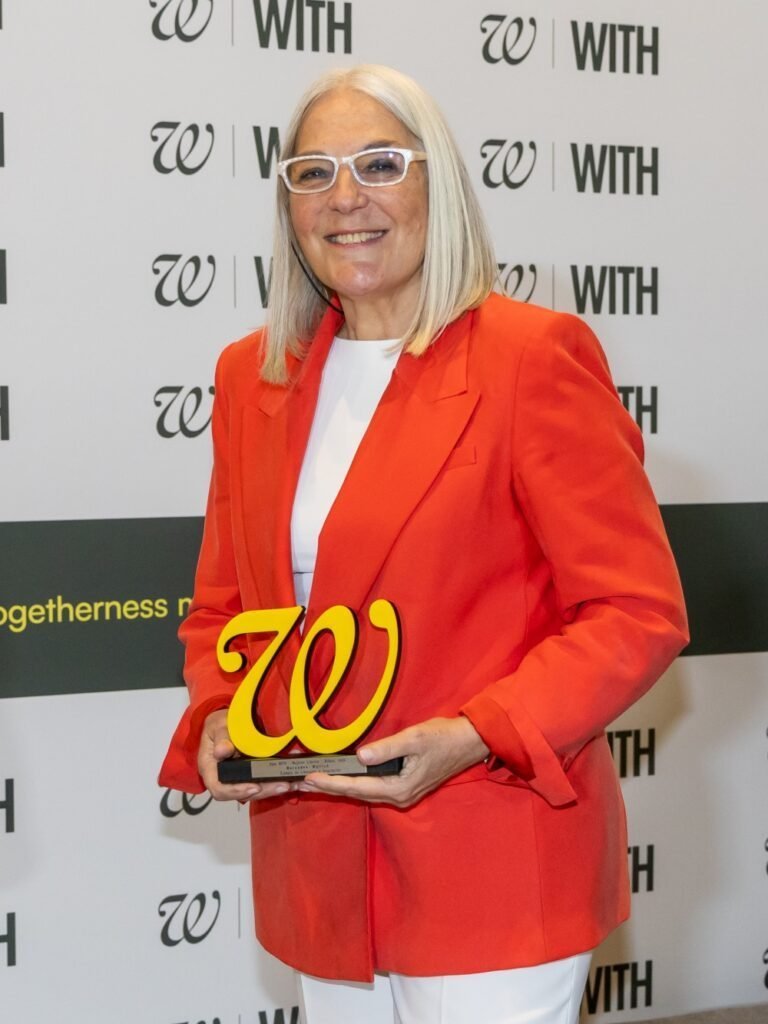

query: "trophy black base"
left=218, top=755, right=404, bottom=784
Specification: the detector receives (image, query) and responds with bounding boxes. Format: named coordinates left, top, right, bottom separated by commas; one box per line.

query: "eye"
left=360, top=155, right=399, bottom=175
left=354, top=150, right=406, bottom=183
left=286, top=158, right=335, bottom=188
left=297, top=162, right=333, bottom=181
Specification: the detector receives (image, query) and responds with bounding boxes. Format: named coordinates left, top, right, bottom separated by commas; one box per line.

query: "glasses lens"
left=286, top=157, right=336, bottom=192
left=352, top=150, right=406, bottom=185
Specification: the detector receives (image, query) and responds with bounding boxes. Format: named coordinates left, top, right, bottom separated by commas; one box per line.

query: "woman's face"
left=289, top=89, right=428, bottom=318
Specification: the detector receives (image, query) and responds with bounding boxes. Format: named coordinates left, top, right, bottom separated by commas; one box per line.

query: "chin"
left=328, top=273, right=386, bottom=300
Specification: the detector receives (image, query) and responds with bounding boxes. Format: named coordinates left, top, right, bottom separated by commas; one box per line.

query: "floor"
left=636, top=1007, right=768, bottom=1024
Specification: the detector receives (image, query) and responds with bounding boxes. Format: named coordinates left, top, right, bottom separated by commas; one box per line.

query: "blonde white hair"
left=262, top=64, right=496, bottom=384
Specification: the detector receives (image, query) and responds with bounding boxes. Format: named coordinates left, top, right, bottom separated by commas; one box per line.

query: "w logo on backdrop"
left=480, top=15, right=537, bottom=64
left=154, top=386, right=215, bottom=438
left=158, top=891, right=221, bottom=946
left=151, top=122, right=215, bottom=174
left=152, top=254, right=217, bottom=307
left=480, top=140, right=537, bottom=189
left=497, top=263, right=538, bottom=303
left=159, top=789, right=214, bottom=816
left=150, top=0, right=213, bottom=41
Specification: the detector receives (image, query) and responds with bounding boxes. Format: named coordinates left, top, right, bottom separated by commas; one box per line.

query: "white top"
left=290, top=335, right=400, bottom=608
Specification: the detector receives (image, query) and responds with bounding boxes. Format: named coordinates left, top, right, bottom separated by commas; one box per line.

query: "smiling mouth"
left=326, top=230, right=387, bottom=245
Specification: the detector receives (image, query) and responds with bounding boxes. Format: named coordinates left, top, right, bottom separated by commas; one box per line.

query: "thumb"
left=210, top=724, right=236, bottom=761
left=357, top=732, right=407, bottom=766
left=212, top=737, right=236, bottom=761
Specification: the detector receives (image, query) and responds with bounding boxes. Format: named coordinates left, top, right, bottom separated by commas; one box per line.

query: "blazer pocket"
left=443, top=443, right=477, bottom=471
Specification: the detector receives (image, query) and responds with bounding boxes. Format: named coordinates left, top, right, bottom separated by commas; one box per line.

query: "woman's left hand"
left=297, top=716, right=490, bottom=808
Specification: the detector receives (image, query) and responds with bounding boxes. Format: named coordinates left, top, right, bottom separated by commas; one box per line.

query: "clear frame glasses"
left=277, top=147, right=427, bottom=194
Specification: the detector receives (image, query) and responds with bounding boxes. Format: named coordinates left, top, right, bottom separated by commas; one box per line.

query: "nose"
left=328, top=163, right=368, bottom=212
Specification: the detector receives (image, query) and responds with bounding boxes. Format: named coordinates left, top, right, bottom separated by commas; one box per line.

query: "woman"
left=159, top=65, right=688, bottom=1024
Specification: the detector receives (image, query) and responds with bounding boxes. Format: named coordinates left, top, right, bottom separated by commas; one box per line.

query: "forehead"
left=295, top=88, right=415, bottom=153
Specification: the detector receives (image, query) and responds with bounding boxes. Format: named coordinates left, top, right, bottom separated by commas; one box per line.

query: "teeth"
left=329, top=231, right=385, bottom=245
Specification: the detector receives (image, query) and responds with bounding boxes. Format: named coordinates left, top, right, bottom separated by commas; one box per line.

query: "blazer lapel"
left=237, top=305, right=344, bottom=618
left=307, top=308, right=479, bottom=621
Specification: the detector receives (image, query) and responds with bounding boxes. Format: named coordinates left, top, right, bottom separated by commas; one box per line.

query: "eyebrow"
left=293, top=139, right=404, bottom=158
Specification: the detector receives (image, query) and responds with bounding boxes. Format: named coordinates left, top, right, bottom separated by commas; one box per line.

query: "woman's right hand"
left=198, top=709, right=296, bottom=801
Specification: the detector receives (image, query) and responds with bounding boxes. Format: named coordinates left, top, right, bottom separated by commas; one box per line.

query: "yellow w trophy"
left=216, top=599, right=402, bottom=782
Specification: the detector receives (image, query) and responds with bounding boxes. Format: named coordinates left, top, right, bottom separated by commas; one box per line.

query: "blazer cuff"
left=157, top=694, right=232, bottom=794
left=461, top=691, right=578, bottom=808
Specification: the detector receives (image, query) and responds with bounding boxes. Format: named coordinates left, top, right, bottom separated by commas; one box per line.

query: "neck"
left=337, top=284, right=420, bottom=341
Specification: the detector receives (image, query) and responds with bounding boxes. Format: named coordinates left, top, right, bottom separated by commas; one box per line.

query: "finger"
left=199, top=752, right=239, bottom=795
left=205, top=776, right=262, bottom=801
left=198, top=745, right=255, bottom=800
left=299, top=771, right=414, bottom=805
left=247, top=780, right=295, bottom=800
left=205, top=774, right=296, bottom=802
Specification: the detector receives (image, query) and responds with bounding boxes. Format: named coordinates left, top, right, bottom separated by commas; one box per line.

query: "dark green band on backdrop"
left=0, top=517, right=203, bottom=699
left=0, top=505, right=765, bottom=699
left=661, top=503, right=767, bottom=658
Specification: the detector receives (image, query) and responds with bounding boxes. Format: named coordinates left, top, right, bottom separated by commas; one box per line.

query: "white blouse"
left=290, top=335, right=400, bottom=608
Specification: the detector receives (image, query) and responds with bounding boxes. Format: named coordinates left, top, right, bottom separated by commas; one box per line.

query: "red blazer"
left=159, top=293, right=688, bottom=981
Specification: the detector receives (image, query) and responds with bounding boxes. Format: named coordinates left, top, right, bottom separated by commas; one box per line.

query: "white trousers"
left=297, top=952, right=592, bottom=1024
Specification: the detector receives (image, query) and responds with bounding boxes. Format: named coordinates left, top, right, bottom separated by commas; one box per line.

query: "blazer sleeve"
left=461, top=312, right=689, bottom=806
left=157, top=344, right=247, bottom=794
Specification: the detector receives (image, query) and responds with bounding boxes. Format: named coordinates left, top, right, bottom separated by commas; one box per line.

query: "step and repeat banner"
left=2, top=2, right=768, bottom=1022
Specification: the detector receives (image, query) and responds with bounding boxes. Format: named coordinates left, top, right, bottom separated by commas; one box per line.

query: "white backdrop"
left=2, top=2, right=768, bottom=1022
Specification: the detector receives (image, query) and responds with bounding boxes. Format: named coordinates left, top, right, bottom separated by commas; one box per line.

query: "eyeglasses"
left=278, top=147, right=427, bottom=194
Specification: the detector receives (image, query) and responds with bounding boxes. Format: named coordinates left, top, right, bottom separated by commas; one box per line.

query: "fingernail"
left=275, top=785, right=288, bottom=795
left=246, top=787, right=260, bottom=798
left=358, top=748, right=371, bottom=763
